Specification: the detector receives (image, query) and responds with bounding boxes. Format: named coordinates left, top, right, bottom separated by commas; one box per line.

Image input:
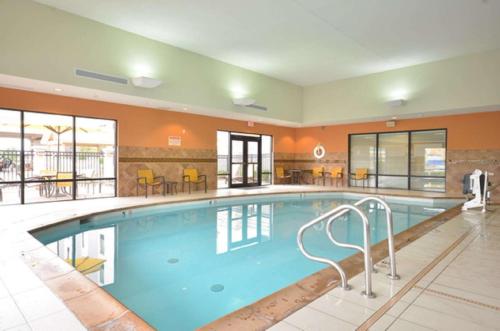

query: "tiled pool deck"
left=1, top=185, right=498, bottom=330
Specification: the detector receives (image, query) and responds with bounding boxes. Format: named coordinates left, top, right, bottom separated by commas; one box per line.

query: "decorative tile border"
left=413, top=285, right=500, bottom=312
left=356, top=221, right=477, bottom=331
left=119, top=157, right=217, bottom=163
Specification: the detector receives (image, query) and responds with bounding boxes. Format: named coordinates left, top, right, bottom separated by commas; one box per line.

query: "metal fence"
left=0, top=150, right=106, bottom=182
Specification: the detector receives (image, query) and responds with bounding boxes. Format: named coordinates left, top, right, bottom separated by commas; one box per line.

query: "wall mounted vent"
left=75, top=68, right=128, bottom=85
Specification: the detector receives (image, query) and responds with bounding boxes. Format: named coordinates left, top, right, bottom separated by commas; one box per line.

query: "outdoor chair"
left=56, top=172, right=73, bottom=196
left=182, top=168, right=207, bottom=193
left=136, top=169, right=165, bottom=198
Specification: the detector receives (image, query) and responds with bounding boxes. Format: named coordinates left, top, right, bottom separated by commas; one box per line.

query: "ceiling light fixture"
left=232, top=97, right=267, bottom=111
left=54, top=87, right=63, bottom=92
left=386, top=99, right=406, bottom=108
left=131, top=76, right=162, bottom=88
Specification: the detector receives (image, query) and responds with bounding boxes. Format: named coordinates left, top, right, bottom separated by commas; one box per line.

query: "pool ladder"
left=296, top=196, right=399, bottom=298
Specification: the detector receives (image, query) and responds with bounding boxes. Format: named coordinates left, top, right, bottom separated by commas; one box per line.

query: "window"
left=377, top=132, right=409, bottom=189
left=349, top=134, right=376, bottom=187
left=0, top=108, right=117, bottom=205
left=349, top=129, right=446, bottom=192
left=0, top=109, right=22, bottom=205
left=216, top=131, right=230, bottom=188
left=410, top=130, right=446, bottom=192
left=261, top=135, right=273, bottom=185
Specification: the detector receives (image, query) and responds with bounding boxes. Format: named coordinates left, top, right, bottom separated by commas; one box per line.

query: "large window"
left=349, top=129, right=446, bottom=192
left=0, top=108, right=117, bottom=205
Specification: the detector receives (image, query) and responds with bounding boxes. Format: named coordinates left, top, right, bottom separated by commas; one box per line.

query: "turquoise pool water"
left=33, top=193, right=457, bottom=330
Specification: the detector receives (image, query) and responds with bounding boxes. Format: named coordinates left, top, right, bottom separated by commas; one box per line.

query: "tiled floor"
left=269, top=205, right=500, bottom=331
left=0, top=185, right=495, bottom=331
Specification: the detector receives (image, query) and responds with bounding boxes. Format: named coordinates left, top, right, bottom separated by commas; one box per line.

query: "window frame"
left=0, top=107, right=117, bottom=204
left=348, top=128, right=447, bottom=192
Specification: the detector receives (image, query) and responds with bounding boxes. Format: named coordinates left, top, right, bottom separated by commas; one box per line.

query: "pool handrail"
left=326, top=196, right=400, bottom=280
left=297, top=204, right=373, bottom=294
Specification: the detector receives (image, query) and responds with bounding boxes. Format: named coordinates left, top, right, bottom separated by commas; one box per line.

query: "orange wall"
left=0, top=88, right=296, bottom=153
left=1, top=87, right=499, bottom=154
left=295, top=111, right=500, bottom=153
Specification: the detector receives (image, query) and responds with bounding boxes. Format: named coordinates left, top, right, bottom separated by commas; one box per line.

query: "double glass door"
left=230, top=135, right=261, bottom=187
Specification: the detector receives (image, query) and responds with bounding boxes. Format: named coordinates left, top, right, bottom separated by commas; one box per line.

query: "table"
left=289, top=169, right=302, bottom=184
left=166, top=181, right=178, bottom=195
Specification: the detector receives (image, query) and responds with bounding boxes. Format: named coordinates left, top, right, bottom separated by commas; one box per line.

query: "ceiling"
left=29, top=0, right=500, bottom=85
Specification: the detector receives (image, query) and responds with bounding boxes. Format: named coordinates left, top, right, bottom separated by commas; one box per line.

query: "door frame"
left=229, top=134, right=262, bottom=188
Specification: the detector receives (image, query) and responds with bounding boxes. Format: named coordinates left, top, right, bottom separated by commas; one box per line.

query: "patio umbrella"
left=44, top=125, right=73, bottom=173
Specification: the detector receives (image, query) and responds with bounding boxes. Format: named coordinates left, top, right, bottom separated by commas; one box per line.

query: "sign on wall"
left=168, top=136, right=182, bottom=146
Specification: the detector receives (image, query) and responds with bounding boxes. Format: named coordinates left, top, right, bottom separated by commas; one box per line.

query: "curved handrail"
left=326, top=196, right=399, bottom=280
left=327, top=203, right=375, bottom=297
left=297, top=204, right=360, bottom=291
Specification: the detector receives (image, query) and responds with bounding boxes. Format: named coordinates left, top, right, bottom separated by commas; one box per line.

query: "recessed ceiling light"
left=391, top=116, right=397, bottom=120
left=183, top=107, right=188, bottom=111
left=54, top=87, right=63, bottom=92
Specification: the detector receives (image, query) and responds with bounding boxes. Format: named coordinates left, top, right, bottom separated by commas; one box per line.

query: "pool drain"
left=210, top=284, right=224, bottom=292
left=167, top=258, right=179, bottom=264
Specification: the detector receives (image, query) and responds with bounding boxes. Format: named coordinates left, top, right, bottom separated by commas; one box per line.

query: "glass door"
left=230, top=135, right=261, bottom=187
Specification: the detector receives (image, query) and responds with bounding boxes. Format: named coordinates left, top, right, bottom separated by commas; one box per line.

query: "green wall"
left=0, top=0, right=303, bottom=123
left=1, top=0, right=500, bottom=127
left=302, top=48, right=500, bottom=125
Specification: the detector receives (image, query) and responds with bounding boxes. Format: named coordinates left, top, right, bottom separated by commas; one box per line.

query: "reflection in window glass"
left=350, top=134, right=376, bottom=187
left=411, top=130, right=446, bottom=177
left=378, top=132, right=408, bottom=176
left=410, top=177, right=445, bottom=192
left=378, top=176, right=408, bottom=189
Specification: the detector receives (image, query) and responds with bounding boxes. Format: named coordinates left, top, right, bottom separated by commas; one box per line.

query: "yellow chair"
left=312, top=167, right=324, bottom=185
left=327, top=167, right=344, bottom=187
left=136, top=169, right=165, bottom=198
left=56, top=172, right=73, bottom=195
left=350, top=168, right=369, bottom=188
left=182, top=168, right=207, bottom=193
left=275, top=167, right=291, bottom=184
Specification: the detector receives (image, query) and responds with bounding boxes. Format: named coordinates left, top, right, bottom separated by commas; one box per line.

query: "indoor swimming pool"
left=32, top=193, right=458, bottom=330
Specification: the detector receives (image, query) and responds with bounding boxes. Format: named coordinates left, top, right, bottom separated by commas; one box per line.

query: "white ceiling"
left=31, top=0, right=500, bottom=85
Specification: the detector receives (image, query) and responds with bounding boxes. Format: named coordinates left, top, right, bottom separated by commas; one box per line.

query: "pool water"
left=33, top=194, right=457, bottom=330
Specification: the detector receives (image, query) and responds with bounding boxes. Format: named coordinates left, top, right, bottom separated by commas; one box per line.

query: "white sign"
left=168, top=136, right=182, bottom=146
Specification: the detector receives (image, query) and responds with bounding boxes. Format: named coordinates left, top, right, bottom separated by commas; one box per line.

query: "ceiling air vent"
left=75, top=68, right=128, bottom=85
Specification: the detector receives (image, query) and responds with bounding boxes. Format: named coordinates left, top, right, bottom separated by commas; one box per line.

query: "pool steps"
left=297, top=196, right=399, bottom=298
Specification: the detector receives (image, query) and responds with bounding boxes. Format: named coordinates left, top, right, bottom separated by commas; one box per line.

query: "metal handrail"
left=325, top=196, right=400, bottom=280
left=297, top=204, right=371, bottom=293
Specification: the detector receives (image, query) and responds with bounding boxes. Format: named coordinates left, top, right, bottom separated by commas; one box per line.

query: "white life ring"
left=313, top=144, right=326, bottom=159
